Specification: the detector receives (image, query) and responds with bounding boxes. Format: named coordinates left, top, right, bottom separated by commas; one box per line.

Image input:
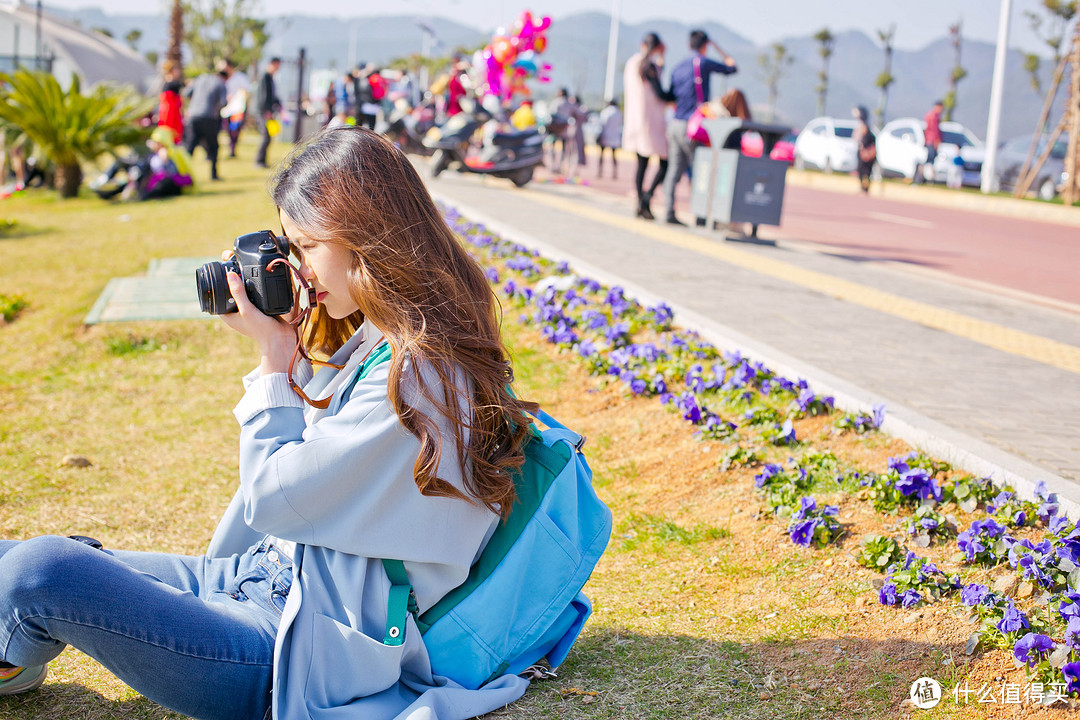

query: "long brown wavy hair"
left=270, top=126, right=537, bottom=518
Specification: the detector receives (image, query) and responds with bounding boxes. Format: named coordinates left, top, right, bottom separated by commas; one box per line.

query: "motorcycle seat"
left=491, top=129, right=542, bottom=147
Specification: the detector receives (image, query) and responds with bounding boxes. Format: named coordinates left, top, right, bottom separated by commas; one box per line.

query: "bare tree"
left=875, top=25, right=896, bottom=127
left=758, top=43, right=793, bottom=122
left=942, top=21, right=967, bottom=122
left=1015, top=2, right=1078, bottom=196
left=813, top=28, right=834, bottom=117
left=1022, top=1, right=1077, bottom=126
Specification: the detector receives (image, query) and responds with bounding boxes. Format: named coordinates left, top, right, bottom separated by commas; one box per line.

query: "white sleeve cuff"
left=233, top=372, right=306, bottom=425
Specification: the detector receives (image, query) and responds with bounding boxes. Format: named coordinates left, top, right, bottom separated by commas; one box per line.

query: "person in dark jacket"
left=853, top=105, right=876, bottom=194
left=254, top=57, right=282, bottom=168
left=351, top=64, right=378, bottom=130
left=183, top=68, right=228, bottom=180
left=661, top=29, right=737, bottom=225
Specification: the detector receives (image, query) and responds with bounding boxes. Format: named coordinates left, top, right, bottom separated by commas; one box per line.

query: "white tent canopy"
left=0, top=2, right=155, bottom=93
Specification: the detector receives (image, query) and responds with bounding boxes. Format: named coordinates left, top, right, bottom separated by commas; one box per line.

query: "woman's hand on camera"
left=220, top=270, right=298, bottom=376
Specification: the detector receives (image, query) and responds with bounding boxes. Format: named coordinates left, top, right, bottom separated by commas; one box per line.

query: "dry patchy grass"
left=0, top=145, right=1067, bottom=719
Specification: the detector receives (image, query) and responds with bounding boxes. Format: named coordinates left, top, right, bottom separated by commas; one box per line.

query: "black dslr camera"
left=196, top=230, right=294, bottom=315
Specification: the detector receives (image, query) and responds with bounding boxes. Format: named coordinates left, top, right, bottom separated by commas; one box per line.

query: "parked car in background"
left=989, top=133, right=1069, bottom=200
left=740, top=130, right=797, bottom=163
left=877, top=118, right=985, bottom=186
left=793, top=117, right=858, bottom=172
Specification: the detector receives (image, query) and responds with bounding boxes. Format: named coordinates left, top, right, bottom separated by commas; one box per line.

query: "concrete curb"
left=435, top=190, right=1080, bottom=518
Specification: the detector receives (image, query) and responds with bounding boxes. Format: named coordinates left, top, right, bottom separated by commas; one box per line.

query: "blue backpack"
left=381, top=408, right=611, bottom=690
left=341, top=344, right=611, bottom=689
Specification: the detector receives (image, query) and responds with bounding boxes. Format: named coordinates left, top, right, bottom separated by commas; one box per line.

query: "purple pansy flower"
left=997, top=601, right=1029, bottom=634
left=1065, top=617, right=1080, bottom=650
left=899, top=589, right=921, bottom=608
left=1063, top=662, right=1080, bottom=694
left=789, top=518, right=818, bottom=547
left=1013, top=632, right=1055, bottom=668
left=960, top=583, right=989, bottom=607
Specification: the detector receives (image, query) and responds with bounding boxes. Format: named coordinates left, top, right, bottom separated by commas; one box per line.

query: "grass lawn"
left=0, top=140, right=1063, bottom=720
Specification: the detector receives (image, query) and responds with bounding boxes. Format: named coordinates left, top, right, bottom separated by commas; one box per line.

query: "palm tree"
left=813, top=28, right=834, bottom=117
left=758, top=43, right=793, bottom=122
left=0, top=70, right=152, bottom=198
left=168, top=0, right=184, bottom=70
left=943, top=21, right=967, bottom=122
left=875, top=25, right=896, bottom=127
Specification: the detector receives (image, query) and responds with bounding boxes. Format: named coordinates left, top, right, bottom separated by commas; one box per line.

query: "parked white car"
left=792, top=117, right=859, bottom=173
left=877, top=118, right=985, bottom=186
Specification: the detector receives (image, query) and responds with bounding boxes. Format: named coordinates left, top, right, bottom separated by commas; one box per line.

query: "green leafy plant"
left=718, top=445, right=761, bottom=472
left=857, top=534, right=905, bottom=570
left=0, top=70, right=152, bottom=197
left=0, top=292, right=26, bottom=322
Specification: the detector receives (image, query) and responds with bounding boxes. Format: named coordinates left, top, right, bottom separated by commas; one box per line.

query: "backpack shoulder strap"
left=339, top=340, right=392, bottom=400
left=382, top=558, right=421, bottom=645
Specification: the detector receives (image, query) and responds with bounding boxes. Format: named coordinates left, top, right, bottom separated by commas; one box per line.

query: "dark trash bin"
left=689, top=117, right=791, bottom=239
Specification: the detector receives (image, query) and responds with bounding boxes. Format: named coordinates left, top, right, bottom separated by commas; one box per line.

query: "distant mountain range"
left=48, top=6, right=1064, bottom=141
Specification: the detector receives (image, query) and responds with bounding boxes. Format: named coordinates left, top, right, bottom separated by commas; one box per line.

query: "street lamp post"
left=981, top=0, right=1013, bottom=194
left=602, top=0, right=621, bottom=102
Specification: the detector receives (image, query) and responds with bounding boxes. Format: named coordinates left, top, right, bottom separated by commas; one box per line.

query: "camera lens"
left=195, top=261, right=235, bottom=314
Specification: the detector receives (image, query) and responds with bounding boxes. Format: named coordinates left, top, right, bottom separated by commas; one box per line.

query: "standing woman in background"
left=621, top=32, right=673, bottom=220
left=853, top=105, right=876, bottom=194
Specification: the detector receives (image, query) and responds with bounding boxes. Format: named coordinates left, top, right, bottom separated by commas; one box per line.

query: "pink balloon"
left=518, top=15, right=535, bottom=39
left=536, top=16, right=551, bottom=32
left=486, top=65, right=503, bottom=95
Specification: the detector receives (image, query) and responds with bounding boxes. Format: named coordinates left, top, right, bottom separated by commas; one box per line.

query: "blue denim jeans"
left=0, top=535, right=290, bottom=720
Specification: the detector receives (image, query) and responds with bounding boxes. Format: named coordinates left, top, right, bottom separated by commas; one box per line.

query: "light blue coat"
left=207, top=324, right=530, bottom=719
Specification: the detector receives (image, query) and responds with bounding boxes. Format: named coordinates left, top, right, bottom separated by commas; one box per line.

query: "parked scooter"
left=385, top=100, right=435, bottom=157
left=423, top=105, right=545, bottom=188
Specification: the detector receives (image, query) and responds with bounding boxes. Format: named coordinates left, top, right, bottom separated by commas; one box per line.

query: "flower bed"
left=444, top=204, right=1080, bottom=703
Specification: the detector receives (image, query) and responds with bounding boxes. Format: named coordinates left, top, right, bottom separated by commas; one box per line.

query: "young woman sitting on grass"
left=0, top=127, right=540, bottom=720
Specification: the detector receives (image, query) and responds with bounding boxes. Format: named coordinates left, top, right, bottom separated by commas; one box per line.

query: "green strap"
left=381, top=559, right=420, bottom=645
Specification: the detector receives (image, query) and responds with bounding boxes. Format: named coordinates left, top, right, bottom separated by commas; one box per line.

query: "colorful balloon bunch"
left=476, top=10, right=553, bottom=99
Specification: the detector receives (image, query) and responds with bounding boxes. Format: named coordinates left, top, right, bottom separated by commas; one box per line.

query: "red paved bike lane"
left=539, top=154, right=1080, bottom=308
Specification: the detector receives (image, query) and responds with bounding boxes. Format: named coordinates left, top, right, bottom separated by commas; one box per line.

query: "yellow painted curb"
left=522, top=189, right=1080, bottom=376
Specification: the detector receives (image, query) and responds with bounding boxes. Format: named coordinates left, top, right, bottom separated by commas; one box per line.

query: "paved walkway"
left=426, top=166, right=1080, bottom=506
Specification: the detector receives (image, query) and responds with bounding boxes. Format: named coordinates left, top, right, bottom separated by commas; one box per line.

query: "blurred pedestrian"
left=446, top=56, right=469, bottom=118
left=662, top=29, right=737, bottom=225
left=157, top=59, right=184, bottom=145
left=510, top=99, right=536, bottom=130
left=182, top=67, right=228, bottom=180
left=719, top=88, right=752, bottom=121
left=597, top=99, right=622, bottom=180
left=569, top=94, right=588, bottom=173
left=622, top=32, right=673, bottom=220
left=947, top=153, right=964, bottom=189
left=352, top=64, right=378, bottom=130
left=550, top=88, right=574, bottom=174
left=254, top=57, right=282, bottom=169
left=221, top=59, right=251, bottom=158
left=916, top=99, right=943, bottom=184
left=853, top=105, right=876, bottom=194
left=324, top=80, right=337, bottom=127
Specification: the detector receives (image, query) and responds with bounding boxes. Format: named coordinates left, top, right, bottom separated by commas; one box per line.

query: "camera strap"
left=267, top=257, right=348, bottom=410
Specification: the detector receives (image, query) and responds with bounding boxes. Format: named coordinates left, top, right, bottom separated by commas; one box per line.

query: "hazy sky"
left=43, top=0, right=1057, bottom=54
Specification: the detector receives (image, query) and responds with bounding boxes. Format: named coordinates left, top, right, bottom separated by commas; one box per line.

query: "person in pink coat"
left=621, top=32, right=673, bottom=220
